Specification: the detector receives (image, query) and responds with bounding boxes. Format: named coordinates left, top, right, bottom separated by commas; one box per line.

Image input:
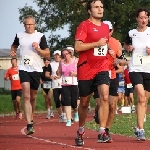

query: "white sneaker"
left=46, top=114, right=50, bottom=119
left=50, top=110, right=54, bottom=117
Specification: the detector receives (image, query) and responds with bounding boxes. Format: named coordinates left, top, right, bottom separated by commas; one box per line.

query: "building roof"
left=0, top=49, right=20, bottom=58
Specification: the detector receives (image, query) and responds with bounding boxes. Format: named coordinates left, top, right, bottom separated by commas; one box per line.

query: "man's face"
left=11, top=59, right=17, bottom=67
left=24, top=18, right=36, bottom=34
left=136, top=11, right=149, bottom=28
left=88, top=1, right=104, bottom=19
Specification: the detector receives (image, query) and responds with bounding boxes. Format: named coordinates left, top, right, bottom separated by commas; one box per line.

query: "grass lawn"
left=86, top=113, right=150, bottom=139
left=0, top=91, right=96, bottom=114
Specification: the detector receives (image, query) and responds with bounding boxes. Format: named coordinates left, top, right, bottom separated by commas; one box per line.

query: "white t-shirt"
left=50, top=61, right=62, bottom=89
left=129, top=27, right=150, bottom=72
left=13, top=31, right=48, bottom=72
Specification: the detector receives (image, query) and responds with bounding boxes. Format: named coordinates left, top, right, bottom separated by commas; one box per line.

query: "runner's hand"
left=108, top=49, right=115, bottom=58
left=9, top=51, right=16, bottom=56
left=97, top=38, right=107, bottom=46
left=32, top=42, right=40, bottom=52
left=146, top=46, right=150, bottom=55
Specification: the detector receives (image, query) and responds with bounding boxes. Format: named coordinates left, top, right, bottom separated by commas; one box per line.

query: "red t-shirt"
left=5, top=67, right=22, bottom=90
left=124, top=68, right=131, bottom=84
left=75, top=20, right=110, bottom=80
left=106, top=37, right=120, bottom=79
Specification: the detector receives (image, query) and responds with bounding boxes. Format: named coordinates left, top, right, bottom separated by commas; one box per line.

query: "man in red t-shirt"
left=124, top=64, right=134, bottom=107
left=4, top=58, right=22, bottom=119
left=74, top=0, right=114, bottom=146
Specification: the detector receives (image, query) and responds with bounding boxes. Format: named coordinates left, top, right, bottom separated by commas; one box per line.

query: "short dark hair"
left=87, top=0, right=103, bottom=12
left=11, top=58, right=17, bottom=62
left=43, top=58, right=51, bottom=61
left=135, top=8, right=150, bottom=17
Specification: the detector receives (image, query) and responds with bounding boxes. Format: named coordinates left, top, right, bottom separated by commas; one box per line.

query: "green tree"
left=19, top=0, right=150, bottom=52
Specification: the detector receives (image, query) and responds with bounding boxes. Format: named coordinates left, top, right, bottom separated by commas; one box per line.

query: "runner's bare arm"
left=117, top=42, right=122, bottom=57
left=75, top=38, right=107, bottom=52
left=56, top=62, right=62, bottom=78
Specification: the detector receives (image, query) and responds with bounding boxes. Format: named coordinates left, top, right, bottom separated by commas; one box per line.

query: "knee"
left=80, top=98, right=89, bottom=107
left=100, top=95, right=109, bottom=102
left=138, top=94, right=146, bottom=104
left=24, top=94, right=30, bottom=101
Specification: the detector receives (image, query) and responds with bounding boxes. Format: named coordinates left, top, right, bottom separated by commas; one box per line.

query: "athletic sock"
left=99, top=127, right=105, bottom=134
left=78, top=127, right=84, bottom=133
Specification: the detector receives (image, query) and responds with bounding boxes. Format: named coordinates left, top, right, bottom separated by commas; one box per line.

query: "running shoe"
left=18, top=112, right=22, bottom=119
left=50, top=110, right=54, bottom=117
left=97, top=129, right=109, bottom=143
left=137, top=130, right=146, bottom=141
left=105, top=128, right=113, bottom=142
left=74, top=113, right=79, bottom=122
left=134, top=127, right=139, bottom=137
left=66, top=120, right=71, bottom=126
left=26, top=124, right=35, bottom=135
left=75, top=131, right=85, bottom=146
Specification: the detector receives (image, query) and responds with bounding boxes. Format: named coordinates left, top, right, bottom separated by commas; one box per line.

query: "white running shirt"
left=128, top=27, right=150, bottom=72
left=50, top=61, right=62, bottom=89
left=13, top=31, right=48, bottom=72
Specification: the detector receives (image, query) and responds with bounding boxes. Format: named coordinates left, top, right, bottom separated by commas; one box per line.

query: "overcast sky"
left=0, top=0, right=68, bottom=49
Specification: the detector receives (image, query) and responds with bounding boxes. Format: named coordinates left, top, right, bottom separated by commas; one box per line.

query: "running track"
left=0, top=113, right=150, bottom=150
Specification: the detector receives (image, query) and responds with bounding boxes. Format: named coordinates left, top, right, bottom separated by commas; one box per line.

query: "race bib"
left=119, top=81, right=124, bottom=86
left=133, top=53, right=150, bottom=65
left=54, top=80, right=61, bottom=87
left=72, top=77, right=78, bottom=85
left=127, top=83, right=133, bottom=88
left=43, top=81, right=52, bottom=89
left=94, top=45, right=107, bottom=56
left=23, top=55, right=34, bottom=66
left=12, top=74, right=19, bottom=80
left=62, top=77, right=72, bottom=85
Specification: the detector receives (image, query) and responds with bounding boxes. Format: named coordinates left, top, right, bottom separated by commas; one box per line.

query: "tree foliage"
left=18, top=0, right=150, bottom=52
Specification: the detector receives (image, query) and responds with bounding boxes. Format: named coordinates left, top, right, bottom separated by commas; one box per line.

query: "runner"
left=10, top=15, right=50, bottom=135
left=74, top=0, right=111, bottom=146
left=41, top=58, right=54, bottom=119
left=4, top=58, right=22, bottom=119
left=57, top=48, right=79, bottom=126
left=124, top=8, right=150, bottom=141
left=45, top=50, right=67, bottom=122
left=117, top=72, right=125, bottom=112
left=93, top=21, right=124, bottom=142
left=124, top=64, right=135, bottom=109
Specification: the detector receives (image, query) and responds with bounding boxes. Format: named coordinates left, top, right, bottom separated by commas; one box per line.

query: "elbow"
left=75, top=45, right=81, bottom=52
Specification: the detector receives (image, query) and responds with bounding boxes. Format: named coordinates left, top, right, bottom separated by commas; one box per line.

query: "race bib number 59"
left=94, top=45, right=107, bottom=56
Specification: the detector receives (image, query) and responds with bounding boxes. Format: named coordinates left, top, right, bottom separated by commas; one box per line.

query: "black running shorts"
left=129, top=72, right=150, bottom=92
left=93, top=78, right=118, bottom=99
left=11, top=89, right=22, bottom=100
left=78, top=71, right=110, bottom=97
left=19, top=70, right=41, bottom=90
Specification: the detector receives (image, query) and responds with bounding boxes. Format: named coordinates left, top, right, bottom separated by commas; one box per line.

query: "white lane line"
left=20, top=121, right=95, bottom=150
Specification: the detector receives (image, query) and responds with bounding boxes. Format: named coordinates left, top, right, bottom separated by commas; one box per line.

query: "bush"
left=0, top=88, right=11, bottom=95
